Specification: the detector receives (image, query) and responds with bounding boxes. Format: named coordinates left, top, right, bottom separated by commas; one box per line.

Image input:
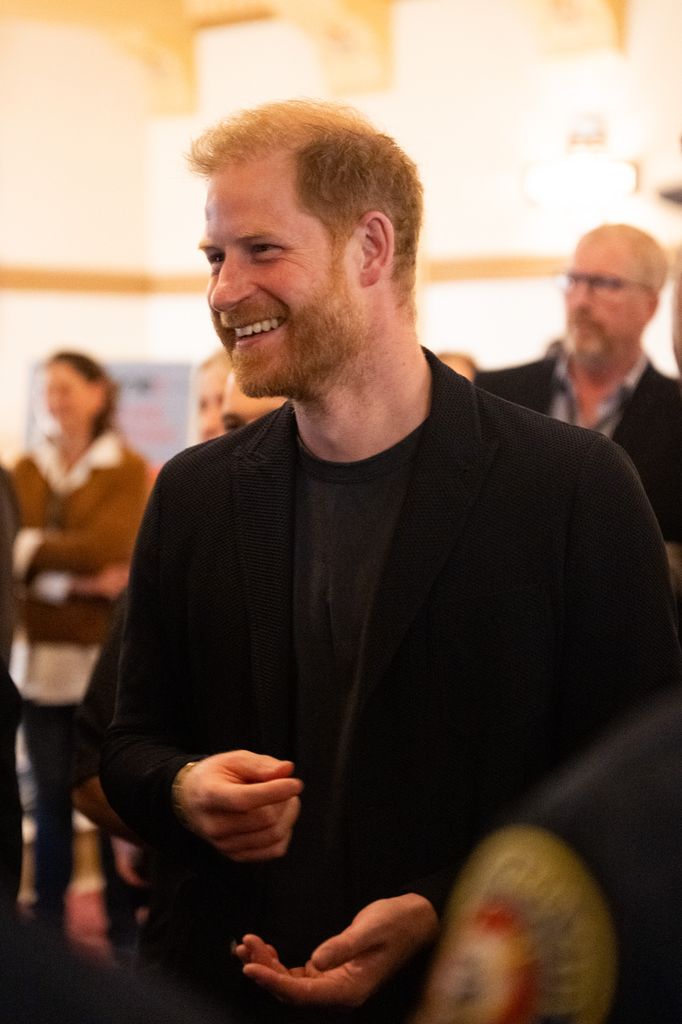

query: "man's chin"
left=567, top=332, right=608, bottom=364
left=232, top=357, right=287, bottom=400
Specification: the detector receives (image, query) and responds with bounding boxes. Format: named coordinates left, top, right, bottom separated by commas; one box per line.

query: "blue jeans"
left=21, top=701, right=76, bottom=929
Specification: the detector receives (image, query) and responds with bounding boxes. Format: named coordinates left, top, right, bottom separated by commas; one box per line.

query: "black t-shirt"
left=260, top=425, right=423, bottom=962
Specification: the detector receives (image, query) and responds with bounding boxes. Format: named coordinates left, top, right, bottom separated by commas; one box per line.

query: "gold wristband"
left=171, top=761, right=200, bottom=828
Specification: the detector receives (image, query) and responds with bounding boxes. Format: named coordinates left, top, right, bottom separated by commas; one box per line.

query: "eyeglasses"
left=556, top=272, right=652, bottom=297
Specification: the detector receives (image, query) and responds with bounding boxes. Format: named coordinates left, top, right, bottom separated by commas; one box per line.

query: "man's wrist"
left=171, top=761, right=200, bottom=827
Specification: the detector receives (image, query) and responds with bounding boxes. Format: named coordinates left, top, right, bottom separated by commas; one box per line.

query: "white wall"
left=0, top=17, right=150, bottom=458
left=0, top=18, right=148, bottom=268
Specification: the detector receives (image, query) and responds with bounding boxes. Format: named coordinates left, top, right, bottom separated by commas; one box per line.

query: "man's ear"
left=355, top=211, right=394, bottom=287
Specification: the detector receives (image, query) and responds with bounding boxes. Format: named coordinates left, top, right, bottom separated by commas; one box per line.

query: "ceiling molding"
left=2, top=1, right=196, bottom=114
left=183, top=0, right=274, bottom=29
left=3, top=0, right=392, bottom=107
left=184, top=0, right=393, bottom=93
left=519, top=0, right=627, bottom=55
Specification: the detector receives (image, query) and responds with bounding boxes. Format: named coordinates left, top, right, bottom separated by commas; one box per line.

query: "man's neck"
left=568, top=350, right=643, bottom=395
left=567, top=351, right=643, bottom=429
left=294, top=341, right=431, bottom=463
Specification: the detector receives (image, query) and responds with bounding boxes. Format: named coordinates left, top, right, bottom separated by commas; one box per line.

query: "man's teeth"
left=234, top=318, right=283, bottom=339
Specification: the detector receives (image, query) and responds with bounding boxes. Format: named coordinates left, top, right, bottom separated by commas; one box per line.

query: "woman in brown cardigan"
left=13, top=351, right=148, bottom=930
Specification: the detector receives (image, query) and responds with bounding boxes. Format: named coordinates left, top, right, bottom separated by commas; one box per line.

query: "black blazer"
left=102, top=352, right=682, bottom=1017
left=475, top=357, right=682, bottom=543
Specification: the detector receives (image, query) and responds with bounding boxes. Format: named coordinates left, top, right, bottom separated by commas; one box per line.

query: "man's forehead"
left=573, top=236, right=638, bottom=272
left=206, top=150, right=296, bottom=198
left=202, top=151, right=305, bottom=229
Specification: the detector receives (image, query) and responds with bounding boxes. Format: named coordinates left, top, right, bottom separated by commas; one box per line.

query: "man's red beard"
left=210, top=275, right=367, bottom=404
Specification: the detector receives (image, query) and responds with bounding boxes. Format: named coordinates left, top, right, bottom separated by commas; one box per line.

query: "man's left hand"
left=235, top=893, right=438, bottom=1009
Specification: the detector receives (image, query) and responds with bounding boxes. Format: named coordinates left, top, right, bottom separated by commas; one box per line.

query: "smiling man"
left=102, top=103, right=682, bottom=1023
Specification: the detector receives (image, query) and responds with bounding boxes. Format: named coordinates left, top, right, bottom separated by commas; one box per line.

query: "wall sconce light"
left=524, top=116, right=638, bottom=208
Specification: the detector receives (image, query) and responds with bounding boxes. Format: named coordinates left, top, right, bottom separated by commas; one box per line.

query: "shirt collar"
left=552, top=351, right=649, bottom=397
left=33, top=430, right=124, bottom=495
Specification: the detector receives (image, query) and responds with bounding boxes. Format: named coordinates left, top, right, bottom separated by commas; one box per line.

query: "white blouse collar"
left=32, top=430, right=124, bottom=495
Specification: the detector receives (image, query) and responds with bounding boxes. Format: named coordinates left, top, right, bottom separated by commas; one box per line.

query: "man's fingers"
left=203, top=775, right=303, bottom=814
left=204, top=795, right=300, bottom=839
left=242, top=964, right=337, bottom=1005
left=237, top=935, right=283, bottom=968
left=221, top=751, right=298, bottom=784
left=202, top=795, right=301, bottom=859
left=311, top=923, right=379, bottom=972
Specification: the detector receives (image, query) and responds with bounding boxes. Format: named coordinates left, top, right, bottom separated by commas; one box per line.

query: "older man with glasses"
left=476, top=223, right=682, bottom=564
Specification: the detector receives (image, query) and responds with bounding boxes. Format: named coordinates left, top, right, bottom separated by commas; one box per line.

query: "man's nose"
left=566, top=279, right=594, bottom=308
left=209, top=254, right=255, bottom=311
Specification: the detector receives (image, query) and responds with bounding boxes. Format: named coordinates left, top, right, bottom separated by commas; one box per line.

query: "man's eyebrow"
left=199, top=232, right=277, bottom=252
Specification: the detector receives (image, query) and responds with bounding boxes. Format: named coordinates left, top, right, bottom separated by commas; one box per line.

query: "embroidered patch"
left=414, top=826, right=617, bottom=1024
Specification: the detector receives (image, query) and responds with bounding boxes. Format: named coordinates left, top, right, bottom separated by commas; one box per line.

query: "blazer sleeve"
left=555, top=433, right=682, bottom=759
left=100, top=475, right=209, bottom=858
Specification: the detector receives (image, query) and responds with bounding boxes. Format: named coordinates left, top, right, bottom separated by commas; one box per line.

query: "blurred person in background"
left=0, top=466, right=19, bottom=665
left=475, top=224, right=682, bottom=566
left=221, top=370, right=285, bottom=433
left=12, top=350, right=148, bottom=934
left=196, top=347, right=231, bottom=442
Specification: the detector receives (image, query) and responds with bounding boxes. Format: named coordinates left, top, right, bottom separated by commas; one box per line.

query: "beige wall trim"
left=7, top=248, right=677, bottom=293
left=1, top=256, right=574, bottom=296
left=427, top=255, right=568, bottom=283
left=0, top=266, right=207, bottom=295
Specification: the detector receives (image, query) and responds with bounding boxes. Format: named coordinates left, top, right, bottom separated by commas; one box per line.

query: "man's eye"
left=207, top=252, right=224, bottom=265
left=599, top=276, right=625, bottom=291
left=251, top=243, right=279, bottom=257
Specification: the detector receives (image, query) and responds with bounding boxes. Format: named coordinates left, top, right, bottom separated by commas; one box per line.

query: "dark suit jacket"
left=102, top=352, right=682, bottom=1020
left=475, top=357, right=682, bottom=543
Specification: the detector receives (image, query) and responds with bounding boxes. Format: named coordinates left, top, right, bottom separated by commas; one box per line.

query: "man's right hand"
left=172, top=751, right=303, bottom=862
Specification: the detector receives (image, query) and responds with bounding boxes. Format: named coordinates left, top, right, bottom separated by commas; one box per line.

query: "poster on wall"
left=25, top=361, right=194, bottom=474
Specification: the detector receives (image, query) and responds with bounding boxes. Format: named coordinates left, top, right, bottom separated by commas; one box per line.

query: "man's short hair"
left=188, top=99, right=423, bottom=297
left=577, top=223, right=669, bottom=292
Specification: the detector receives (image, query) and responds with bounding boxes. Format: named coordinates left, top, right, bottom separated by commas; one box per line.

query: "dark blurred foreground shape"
left=414, top=687, right=682, bottom=1024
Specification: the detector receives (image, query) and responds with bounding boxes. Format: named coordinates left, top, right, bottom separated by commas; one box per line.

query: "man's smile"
left=232, top=316, right=286, bottom=339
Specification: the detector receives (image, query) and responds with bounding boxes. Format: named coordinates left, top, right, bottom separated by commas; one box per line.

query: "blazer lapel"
left=343, top=354, right=498, bottom=735
left=231, top=405, right=298, bottom=758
